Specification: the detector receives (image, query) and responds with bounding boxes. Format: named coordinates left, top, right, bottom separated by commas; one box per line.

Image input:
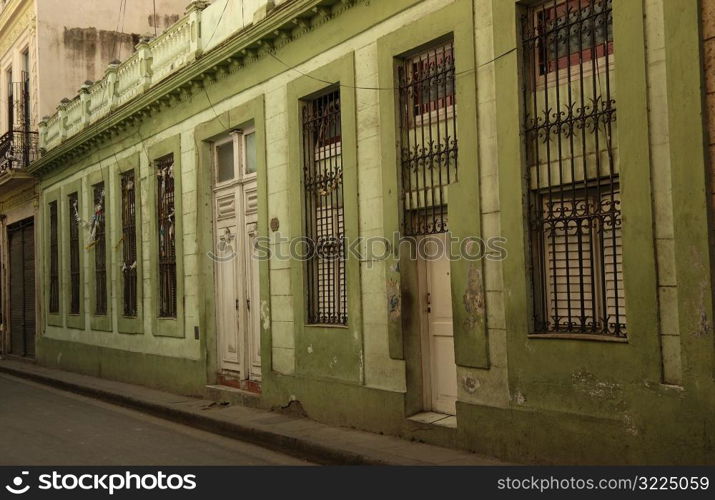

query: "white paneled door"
left=213, top=127, right=261, bottom=381
left=419, top=233, right=458, bottom=415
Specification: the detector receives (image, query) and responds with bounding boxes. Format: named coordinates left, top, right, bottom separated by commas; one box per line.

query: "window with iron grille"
left=49, top=200, right=59, bottom=314
left=522, top=0, right=624, bottom=337
left=92, top=182, right=107, bottom=315
left=121, top=170, right=138, bottom=317
left=68, top=192, right=81, bottom=315
left=302, top=88, right=347, bottom=325
left=397, top=37, right=457, bottom=236
left=156, top=155, right=177, bottom=318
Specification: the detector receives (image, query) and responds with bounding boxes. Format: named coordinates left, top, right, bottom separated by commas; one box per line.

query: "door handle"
left=426, top=293, right=431, bottom=314
left=246, top=298, right=251, bottom=311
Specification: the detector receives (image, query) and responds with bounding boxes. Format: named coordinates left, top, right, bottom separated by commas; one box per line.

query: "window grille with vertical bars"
left=49, top=201, right=59, bottom=314
left=157, top=155, right=177, bottom=318
left=302, top=88, right=347, bottom=325
left=93, top=183, right=107, bottom=315
left=397, top=37, right=457, bottom=236
left=68, top=193, right=81, bottom=315
left=522, top=0, right=624, bottom=337
left=121, top=170, right=138, bottom=317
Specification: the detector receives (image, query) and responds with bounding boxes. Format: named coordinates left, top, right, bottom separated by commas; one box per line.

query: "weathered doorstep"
left=0, top=359, right=505, bottom=466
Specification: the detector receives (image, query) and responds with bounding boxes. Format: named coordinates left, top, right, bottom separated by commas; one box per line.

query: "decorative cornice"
left=30, top=0, right=363, bottom=177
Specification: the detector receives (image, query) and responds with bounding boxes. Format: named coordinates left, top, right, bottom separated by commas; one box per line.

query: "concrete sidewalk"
left=0, top=359, right=505, bottom=466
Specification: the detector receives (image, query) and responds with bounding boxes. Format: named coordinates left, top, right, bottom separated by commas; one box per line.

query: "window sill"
left=66, top=314, right=85, bottom=331
left=118, top=315, right=143, bottom=335
left=47, top=314, right=63, bottom=328
left=90, top=314, right=112, bottom=333
left=154, top=317, right=184, bottom=339
left=528, top=333, right=628, bottom=343
left=305, top=323, right=348, bottom=330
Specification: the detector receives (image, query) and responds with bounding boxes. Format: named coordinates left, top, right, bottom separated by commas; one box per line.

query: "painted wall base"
left=37, top=337, right=207, bottom=397
left=260, top=372, right=715, bottom=465
left=31, top=337, right=715, bottom=464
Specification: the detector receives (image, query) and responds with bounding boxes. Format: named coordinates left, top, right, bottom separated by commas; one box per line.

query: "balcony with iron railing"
left=0, top=129, right=39, bottom=173
left=0, top=77, right=39, bottom=189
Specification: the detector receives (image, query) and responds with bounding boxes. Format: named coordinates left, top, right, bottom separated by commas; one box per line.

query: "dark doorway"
left=8, top=218, right=35, bottom=358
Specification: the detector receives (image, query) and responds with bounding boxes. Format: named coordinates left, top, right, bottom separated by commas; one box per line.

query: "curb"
left=0, top=362, right=387, bottom=466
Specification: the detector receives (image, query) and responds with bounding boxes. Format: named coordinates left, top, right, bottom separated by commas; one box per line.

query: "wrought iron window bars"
left=68, top=193, right=81, bottom=315
left=49, top=201, right=59, bottom=314
left=302, top=88, right=348, bottom=326
left=92, top=183, right=107, bottom=315
left=522, top=0, right=625, bottom=337
left=397, top=38, right=458, bottom=237
left=157, top=155, right=177, bottom=319
left=121, top=170, right=138, bottom=317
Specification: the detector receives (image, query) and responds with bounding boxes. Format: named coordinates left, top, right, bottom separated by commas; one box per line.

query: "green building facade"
left=25, top=0, right=715, bottom=464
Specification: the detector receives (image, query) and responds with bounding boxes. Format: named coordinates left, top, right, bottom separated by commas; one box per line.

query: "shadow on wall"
left=148, top=13, right=181, bottom=30
left=62, top=28, right=142, bottom=77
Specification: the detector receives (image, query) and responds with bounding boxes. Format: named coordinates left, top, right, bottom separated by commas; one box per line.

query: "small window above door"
left=213, top=124, right=257, bottom=185
left=216, top=139, right=235, bottom=183
left=243, top=129, right=257, bottom=175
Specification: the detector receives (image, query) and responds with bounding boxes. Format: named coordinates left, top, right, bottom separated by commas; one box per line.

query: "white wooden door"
left=213, top=127, right=262, bottom=380
left=419, top=234, right=458, bottom=414
left=242, top=181, right=261, bottom=381
left=215, top=191, right=242, bottom=373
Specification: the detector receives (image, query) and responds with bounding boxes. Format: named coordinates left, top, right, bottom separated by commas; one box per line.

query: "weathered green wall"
left=37, top=337, right=206, bottom=396
left=27, top=0, right=715, bottom=464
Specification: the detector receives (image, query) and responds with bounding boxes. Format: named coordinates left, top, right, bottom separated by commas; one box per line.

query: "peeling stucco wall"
left=462, top=263, right=485, bottom=330
left=61, top=27, right=139, bottom=93
left=147, top=13, right=181, bottom=30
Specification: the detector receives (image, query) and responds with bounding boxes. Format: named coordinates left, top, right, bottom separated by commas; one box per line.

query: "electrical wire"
left=111, top=0, right=128, bottom=62
left=96, top=2, right=519, bottom=194
left=265, top=47, right=517, bottom=92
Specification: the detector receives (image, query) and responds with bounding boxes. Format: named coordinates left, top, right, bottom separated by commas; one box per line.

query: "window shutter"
left=302, top=89, right=347, bottom=325
left=9, top=226, right=25, bottom=355
left=543, top=196, right=594, bottom=331
left=601, top=191, right=625, bottom=331
left=22, top=223, right=35, bottom=358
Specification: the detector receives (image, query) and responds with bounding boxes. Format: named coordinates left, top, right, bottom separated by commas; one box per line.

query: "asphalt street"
left=0, top=373, right=311, bottom=466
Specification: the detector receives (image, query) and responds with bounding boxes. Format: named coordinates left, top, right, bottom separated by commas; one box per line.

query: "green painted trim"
left=376, top=0, right=486, bottom=369
left=61, top=179, right=85, bottom=331
left=86, top=169, right=113, bottom=332
left=43, top=189, right=63, bottom=328
left=147, top=135, right=185, bottom=338
left=254, top=98, right=272, bottom=377
left=662, top=0, right=715, bottom=382
left=193, top=95, right=270, bottom=381
left=194, top=115, right=225, bottom=382
left=286, top=53, right=364, bottom=384
left=493, top=0, right=661, bottom=417
left=610, top=0, right=660, bottom=374
left=114, top=154, right=144, bottom=335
